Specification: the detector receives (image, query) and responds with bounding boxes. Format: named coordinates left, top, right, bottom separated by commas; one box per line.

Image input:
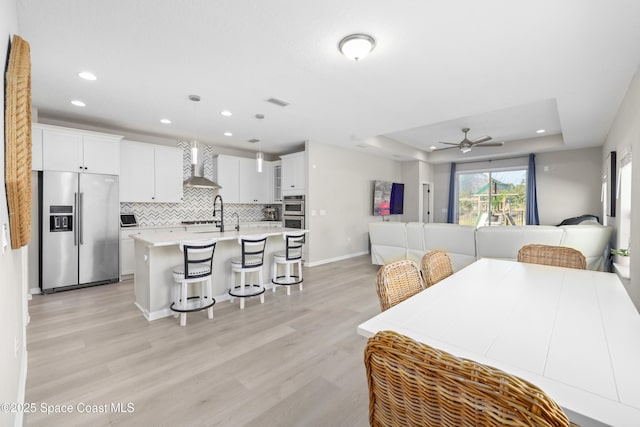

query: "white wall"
left=432, top=147, right=602, bottom=226
left=535, top=147, right=602, bottom=225
left=401, top=160, right=434, bottom=223
left=306, top=141, right=402, bottom=265
left=603, top=63, right=640, bottom=311
left=1, top=0, right=29, bottom=426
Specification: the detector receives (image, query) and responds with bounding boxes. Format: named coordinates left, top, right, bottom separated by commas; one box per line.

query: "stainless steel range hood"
left=182, top=140, right=222, bottom=189
left=183, top=164, right=221, bottom=189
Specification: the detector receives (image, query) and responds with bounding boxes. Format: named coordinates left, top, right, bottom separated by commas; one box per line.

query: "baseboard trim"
left=16, top=349, right=27, bottom=427
left=305, top=251, right=369, bottom=267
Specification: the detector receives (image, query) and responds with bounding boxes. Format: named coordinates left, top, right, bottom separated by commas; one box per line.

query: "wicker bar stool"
left=376, top=260, right=425, bottom=312
left=170, top=239, right=217, bottom=326
left=518, top=244, right=587, bottom=270
left=365, top=330, right=579, bottom=427
left=271, top=232, right=305, bottom=295
left=229, top=235, right=267, bottom=309
left=421, top=249, right=454, bottom=287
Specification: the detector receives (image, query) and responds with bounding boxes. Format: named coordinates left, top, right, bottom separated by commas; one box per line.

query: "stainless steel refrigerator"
left=40, top=171, right=119, bottom=292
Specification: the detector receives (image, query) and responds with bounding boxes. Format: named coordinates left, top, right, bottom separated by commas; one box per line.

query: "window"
left=456, top=168, right=528, bottom=227
left=617, top=161, right=632, bottom=251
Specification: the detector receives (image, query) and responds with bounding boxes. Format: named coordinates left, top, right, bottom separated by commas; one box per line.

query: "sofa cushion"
left=369, top=222, right=407, bottom=265
left=559, top=224, right=612, bottom=270
left=406, top=222, right=425, bottom=264
left=476, top=225, right=564, bottom=261
left=423, top=223, right=476, bottom=271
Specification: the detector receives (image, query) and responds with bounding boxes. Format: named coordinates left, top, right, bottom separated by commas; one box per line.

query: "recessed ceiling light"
left=536, top=129, right=546, bottom=134
left=221, top=110, right=232, bottom=117
left=71, top=100, right=86, bottom=107
left=430, top=146, right=437, bottom=150
left=224, top=132, right=232, bottom=136
left=160, top=118, right=171, bottom=124
left=78, top=71, right=96, bottom=81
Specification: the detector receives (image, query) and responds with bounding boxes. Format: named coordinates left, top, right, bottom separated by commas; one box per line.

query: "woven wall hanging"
left=5, top=34, right=32, bottom=249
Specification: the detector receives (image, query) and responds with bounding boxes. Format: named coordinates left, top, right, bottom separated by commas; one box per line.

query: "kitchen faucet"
left=213, top=194, right=224, bottom=232
left=232, top=212, right=240, bottom=231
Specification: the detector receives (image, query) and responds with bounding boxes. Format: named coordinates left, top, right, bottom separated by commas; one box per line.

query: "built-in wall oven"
left=283, top=195, right=304, bottom=216
left=283, top=195, right=305, bottom=231
left=283, top=215, right=305, bottom=230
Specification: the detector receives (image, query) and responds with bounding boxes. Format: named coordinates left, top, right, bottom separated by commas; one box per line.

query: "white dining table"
left=358, top=258, right=640, bottom=427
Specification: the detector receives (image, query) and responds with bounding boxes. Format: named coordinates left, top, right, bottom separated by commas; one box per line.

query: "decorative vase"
left=615, top=255, right=630, bottom=266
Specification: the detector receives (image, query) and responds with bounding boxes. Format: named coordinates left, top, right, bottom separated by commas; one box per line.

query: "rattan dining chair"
left=517, top=244, right=587, bottom=270
left=376, top=260, right=424, bottom=312
left=365, top=330, right=579, bottom=427
left=421, top=249, right=454, bottom=287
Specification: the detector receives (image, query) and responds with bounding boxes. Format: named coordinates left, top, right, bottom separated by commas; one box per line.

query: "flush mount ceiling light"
left=338, top=33, right=376, bottom=61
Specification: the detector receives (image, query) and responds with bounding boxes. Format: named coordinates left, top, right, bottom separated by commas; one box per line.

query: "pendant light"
left=256, top=149, right=264, bottom=173
left=255, top=113, right=265, bottom=173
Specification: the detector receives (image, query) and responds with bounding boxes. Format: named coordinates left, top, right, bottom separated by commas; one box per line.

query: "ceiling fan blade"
left=432, top=145, right=460, bottom=151
left=438, top=142, right=460, bottom=146
left=473, top=142, right=504, bottom=147
left=471, top=135, right=492, bottom=144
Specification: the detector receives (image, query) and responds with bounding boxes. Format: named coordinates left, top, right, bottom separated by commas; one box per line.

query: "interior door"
left=422, top=183, right=431, bottom=223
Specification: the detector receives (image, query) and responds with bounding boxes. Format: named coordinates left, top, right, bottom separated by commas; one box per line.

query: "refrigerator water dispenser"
left=49, top=205, right=73, bottom=232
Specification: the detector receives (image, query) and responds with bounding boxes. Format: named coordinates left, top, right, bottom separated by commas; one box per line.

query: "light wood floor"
left=24, top=255, right=381, bottom=427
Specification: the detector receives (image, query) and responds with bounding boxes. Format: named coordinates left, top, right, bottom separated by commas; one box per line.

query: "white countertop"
left=122, top=221, right=282, bottom=232
left=131, top=227, right=307, bottom=247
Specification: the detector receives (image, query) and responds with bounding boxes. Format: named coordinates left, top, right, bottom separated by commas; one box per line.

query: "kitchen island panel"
left=132, top=228, right=306, bottom=320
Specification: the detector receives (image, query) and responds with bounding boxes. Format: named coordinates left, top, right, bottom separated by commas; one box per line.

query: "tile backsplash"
left=120, top=141, right=277, bottom=226
left=120, top=191, right=271, bottom=226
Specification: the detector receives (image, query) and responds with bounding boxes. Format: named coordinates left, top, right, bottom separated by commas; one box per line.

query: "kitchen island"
left=131, top=227, right=307, bottom=320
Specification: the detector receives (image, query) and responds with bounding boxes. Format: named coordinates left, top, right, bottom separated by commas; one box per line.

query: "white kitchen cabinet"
left=31, top=125, right=43, bottom=170
left=239, top=157, right=272, bottom=203
left=154, top=146, right=183, bottom=202
left=120, top=141, right=183, bottom=203
left=40, top=124, right=122, bottom=174
left=215, top=155, right=275, bottom=203
left=272, top=161, right=282, bottom=202
left=82, top=135, right=122, bottom=175
left=214, top=155, right=240, bottom=203
left=281, top=152, right=305, bottom=195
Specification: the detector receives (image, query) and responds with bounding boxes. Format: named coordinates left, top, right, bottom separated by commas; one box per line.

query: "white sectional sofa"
left=475, top=226, right=565, bottom=261
left=369, top=222, right=409, bottom=265
left=369, top=222, right=612, bottom=271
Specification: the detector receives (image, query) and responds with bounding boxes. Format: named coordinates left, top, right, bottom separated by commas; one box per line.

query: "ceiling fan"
left=435, top=128, right=504, bottom=153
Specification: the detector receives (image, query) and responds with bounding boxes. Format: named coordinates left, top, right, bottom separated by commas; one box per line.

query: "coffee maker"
left=262, top=205, right=279, bottom=221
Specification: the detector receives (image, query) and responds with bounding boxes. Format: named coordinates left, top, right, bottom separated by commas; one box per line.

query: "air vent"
left=266, top=97, right=290, bottom=107
left=248, top=138, right=260, bottom=143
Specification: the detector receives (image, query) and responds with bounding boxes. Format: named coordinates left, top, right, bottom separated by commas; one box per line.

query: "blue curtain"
left=526, top=154, right=540, bottom=225
left=447, top=162, right=456, bottom=223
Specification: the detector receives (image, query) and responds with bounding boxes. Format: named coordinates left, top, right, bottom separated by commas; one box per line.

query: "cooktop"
left=181, top=220, right=216, bottom=225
